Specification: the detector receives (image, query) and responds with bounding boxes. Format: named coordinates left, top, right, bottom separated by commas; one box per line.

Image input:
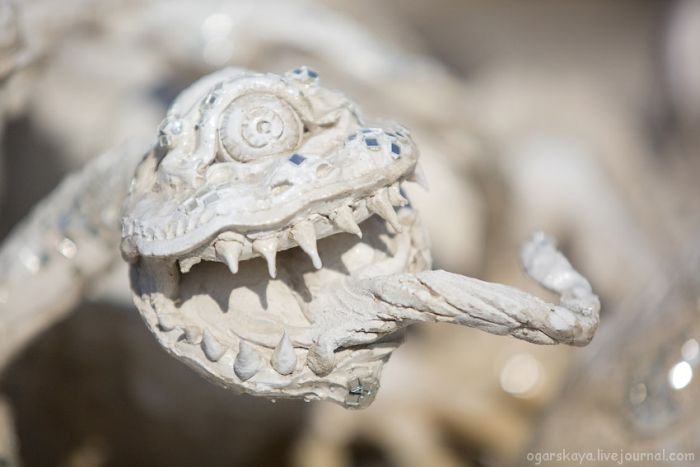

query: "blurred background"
left=0, top=0, right=699, bottom=466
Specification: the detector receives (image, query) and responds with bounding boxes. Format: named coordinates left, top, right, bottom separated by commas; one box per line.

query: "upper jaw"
left=121, top=66, right=423, bottom=268
left=176, top=178, right=412, bottom=277
left=123, top=123, right=421, bottom=270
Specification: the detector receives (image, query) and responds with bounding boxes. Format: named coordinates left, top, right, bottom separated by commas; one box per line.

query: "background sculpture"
left=0, top=0, right=698, bottom=466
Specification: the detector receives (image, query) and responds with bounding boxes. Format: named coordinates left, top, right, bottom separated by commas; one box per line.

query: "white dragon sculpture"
left=0, top=62, right=600, bottom=413
left=117, top=66, right=599, bottom=408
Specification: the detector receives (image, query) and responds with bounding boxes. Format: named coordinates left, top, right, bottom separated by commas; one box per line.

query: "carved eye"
left=218, top=94, right=303, bottom=162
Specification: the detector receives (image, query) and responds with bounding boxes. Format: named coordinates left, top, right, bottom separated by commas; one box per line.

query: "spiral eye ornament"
left=218, top=93, right=303, bottom=162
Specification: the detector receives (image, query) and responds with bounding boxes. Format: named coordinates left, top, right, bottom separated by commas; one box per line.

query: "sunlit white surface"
left=57, top=237, right=77, bottom=259
left=668, top=361, right=693, bottom=390
left=499, top=353, right=542, bottom=397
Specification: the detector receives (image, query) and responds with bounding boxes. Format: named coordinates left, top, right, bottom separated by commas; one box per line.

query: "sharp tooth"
left=201, top=329, right=227, bottom=362
left=307, top=338, right=336, bottom=376
left=234, top=341, right=261, bottom=381
left=387, top=184, right=408, bottom=207
left=271, top=332, right=297, bottom=375
left=157, top=313, right=179, bottom=332
left=253, top=238, right=278, bottom=278
left=408, top=163, right=430, bottom=191
left=184, top=326, right=202, bottom=344
left=291, top=221, right=322, bottom=269
left=331, top=205, right=362, bottom=238
left=368, top=189, right=402, bottom=232
left=179, top=256, right=202, bottom=274
left=215, top=240, right=243, bottom=274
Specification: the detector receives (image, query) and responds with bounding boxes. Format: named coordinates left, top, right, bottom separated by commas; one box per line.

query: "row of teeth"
left=159, top=314, right=313, bottom=380
left=179, top=181, right=416, bottom=278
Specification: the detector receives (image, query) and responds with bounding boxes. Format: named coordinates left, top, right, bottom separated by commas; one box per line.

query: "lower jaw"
left=128, top=211, right=425, bottom=407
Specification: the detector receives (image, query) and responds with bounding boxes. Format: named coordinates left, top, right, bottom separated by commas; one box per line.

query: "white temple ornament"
left=121, top=67, right=601, bottom=409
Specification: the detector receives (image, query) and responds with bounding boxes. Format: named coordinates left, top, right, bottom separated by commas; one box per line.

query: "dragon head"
left=121, top=67, right=427, bottom=408
left=122, top=67, right=418, bottom=274
left=121, top=68, right=599, bottom=408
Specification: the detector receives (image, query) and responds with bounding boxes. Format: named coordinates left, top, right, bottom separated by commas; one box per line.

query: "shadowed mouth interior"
left=132, top=210, right=424, bottom=408
left=176, top=179, right=411, bottom=278
left=175, top=215, right=402, bottom=345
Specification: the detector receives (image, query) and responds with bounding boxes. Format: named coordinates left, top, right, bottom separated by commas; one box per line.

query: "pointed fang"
left=292, top=221, right=322, bottom=269
left=271, top=332, right=297, bottom=375
left=332, top=205, right=362, bottom=238
left=307, top=338, right=336, bottom=376
left=215, top=240, right=243, bottom=274
left=179, top=257, right=202, bottom=274
left=157, top=313, right=179, bottom=332
left=409, top=163, right=430, bottom=191
left=253, top=238, right=278, bottom=278
left=234, top=341, right=262, bottom=381
left=368, top=190, right=403, bottom=232
left=184, top=326, right=202, bottom=344
left=201, top=329, right=227, bottom=362
left=387, top=184, right=408, bottom=207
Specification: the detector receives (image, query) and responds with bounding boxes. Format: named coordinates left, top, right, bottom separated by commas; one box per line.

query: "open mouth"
left=130, top=204, right=428, bottom=408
